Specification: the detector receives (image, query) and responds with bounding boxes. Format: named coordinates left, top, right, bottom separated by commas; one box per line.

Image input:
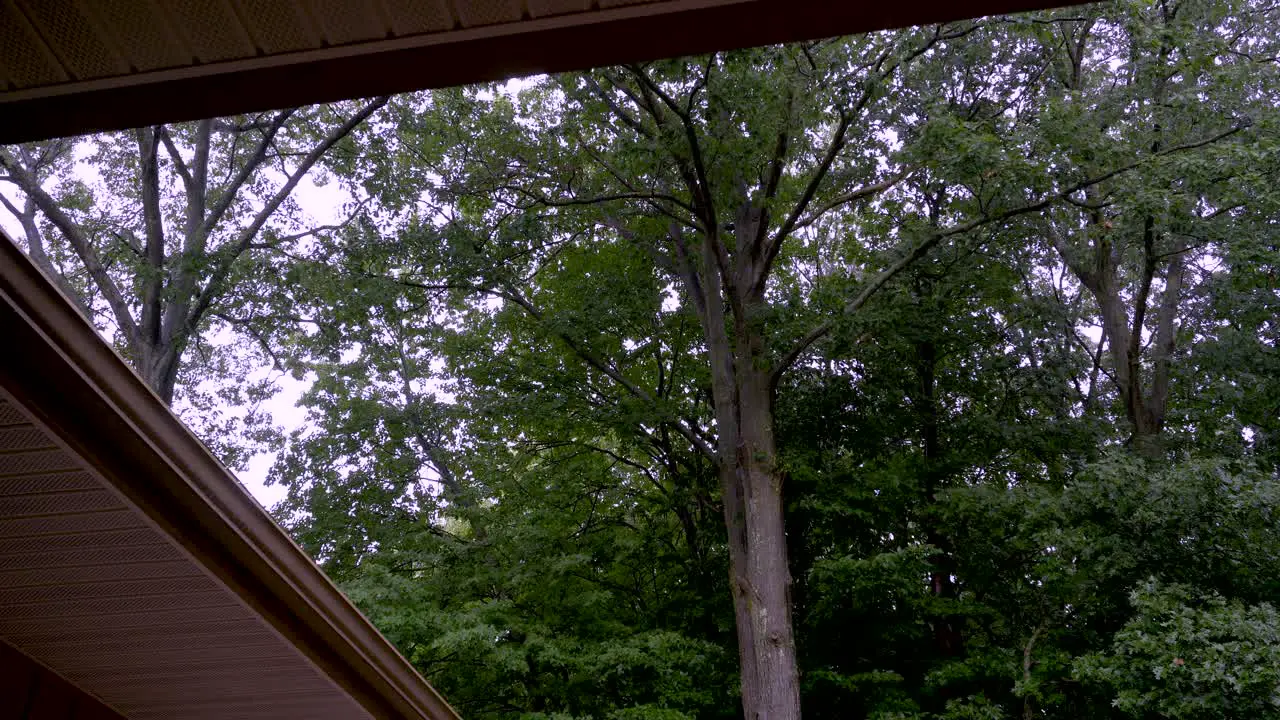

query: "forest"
left=2, top=1, right=1279, bottom=718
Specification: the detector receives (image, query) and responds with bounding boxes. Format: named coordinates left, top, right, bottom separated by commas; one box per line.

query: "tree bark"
left=704, top=244, right=801, bottom=719
left=714, top=362, right=801, bottom=720
left=679, top=204, right=800, bottom=718
left=740, top=364, right=801, bottom=720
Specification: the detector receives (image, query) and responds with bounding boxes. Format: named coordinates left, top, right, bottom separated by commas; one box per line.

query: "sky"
left=237, top=175, right=349, bottom=508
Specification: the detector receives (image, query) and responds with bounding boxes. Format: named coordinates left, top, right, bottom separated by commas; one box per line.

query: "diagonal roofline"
left=0, top=232, right=459, bottom=720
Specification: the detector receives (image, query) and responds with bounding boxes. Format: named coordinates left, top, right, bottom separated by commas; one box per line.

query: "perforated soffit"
left=0, top=396, right=377, bottom=720
left=0, top=0, right=1084, bottom=143
left=0, top=0, right=690, bottom=93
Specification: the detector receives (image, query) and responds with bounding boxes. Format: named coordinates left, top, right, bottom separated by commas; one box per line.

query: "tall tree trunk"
left=715, top=366, right=800, bottom=720
left=720, top=462, right=762, bottom=718
left=693, top=225, right=801, bottom=718
left=142, top=351, right=183, bottom=405
left=737, top=364, right=801, bottom=720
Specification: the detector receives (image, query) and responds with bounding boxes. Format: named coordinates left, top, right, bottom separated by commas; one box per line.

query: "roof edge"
left=0, top=0, right=1086, bottom=143
left=0, top=233, right=458, bottom=720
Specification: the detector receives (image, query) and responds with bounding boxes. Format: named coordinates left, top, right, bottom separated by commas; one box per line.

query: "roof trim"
left=0, top=233, right=458, bottom=720
left=0, top=0, right=1081, bottom=143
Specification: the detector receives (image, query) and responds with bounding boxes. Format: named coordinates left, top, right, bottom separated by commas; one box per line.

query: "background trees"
left=5, top=1, right=1280, bottom=718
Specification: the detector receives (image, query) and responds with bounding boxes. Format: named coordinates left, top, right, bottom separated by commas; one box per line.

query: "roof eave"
left=0, top=233, right=458, bottom=720
left=0, top=0, right=1084, bottom=143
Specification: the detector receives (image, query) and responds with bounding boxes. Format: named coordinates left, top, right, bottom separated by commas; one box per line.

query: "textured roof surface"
left=1, top=0, right=593, bottom=90
left=0, top=0, right=1078, bottom=142
left=0, top=396, right=376, bottom=720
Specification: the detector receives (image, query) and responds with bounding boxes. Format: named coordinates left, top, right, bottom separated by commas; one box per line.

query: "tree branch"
left=584, top=75, right=654, bottom=140
left=0, top=191, right=93, bottom=318
left=157, top=126, right=195, bottom=195
left=1148, top=256, right=1184, bottom=426
left=770, top=123, right=1248, bottom=384
left=179, top=98, right=389, bottom=342
left=137, top=127, right=167, bottom=350
left=770, top=112, right=854, bottom=252
left=627, top=66, right=721, bottom=238
left=500, top=283, right=716, bottom=462
left=200, top=109, right=297, bottom=236
left=0, top=148, right=142, bottom=351
left=787, top=167, right=912, bottom=235
left=185, top=120, right=214, bottom=239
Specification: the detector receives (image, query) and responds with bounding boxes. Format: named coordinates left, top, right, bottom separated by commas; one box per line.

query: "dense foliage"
left=5, top=1, right=1280, bottom=718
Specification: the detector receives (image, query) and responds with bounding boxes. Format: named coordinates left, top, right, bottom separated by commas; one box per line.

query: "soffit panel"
left=0, top=397, right=376, bottom=720
left=162, top=0, right=256, bottom=63
left=0, top=0, right=1086, bottom=143
left=378, top=0, right=455, bottom=36
left=301, top=0, right=389, bottom=46
left=84, top=0, right=192, bottom=72
left=12, top=0, right=128, bottom=80
left=232, top=0, right=323, bottom=55
left=0, top=0, right=68, bottom=89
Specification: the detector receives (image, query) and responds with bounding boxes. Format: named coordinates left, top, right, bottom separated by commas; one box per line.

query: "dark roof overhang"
left=0, top=0, right=1080, bottom=143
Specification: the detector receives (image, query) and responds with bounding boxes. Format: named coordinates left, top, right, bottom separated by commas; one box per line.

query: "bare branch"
left=770, top=112, right=854, bottom=250
left=627, top=66, right=720, bottom=235
left=787, top=167, right=912, bottom=235
left=1046, top=220, right=1097, bottom=290
left=669, top=223, right=709, bottom=325
left=246, top=212, right=366, bottom=250
left=200, top=109, right=297, bottom=236
left=157, top=126, right=195, bottom=194
left=212, top=311, right=283, bottom=371
left=584, top=75, right=653, bottom=139
left=502, top=185, right=695, bottom=214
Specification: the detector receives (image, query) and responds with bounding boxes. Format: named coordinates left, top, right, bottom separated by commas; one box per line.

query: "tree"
left=12, top=2, right=1274, bottom=718
left=0, top=99, right=386, bottom=408
left=1017, top=0, right=1280, bottom=452
left=322, top=30, right=1020, bottom=719
left=275, top=7, right=1280, bottom=714
left=1076, top=581, right=1280, bottom=720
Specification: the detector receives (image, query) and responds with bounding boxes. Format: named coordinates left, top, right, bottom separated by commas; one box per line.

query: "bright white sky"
left=240, top=177, right=349, bottom=507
